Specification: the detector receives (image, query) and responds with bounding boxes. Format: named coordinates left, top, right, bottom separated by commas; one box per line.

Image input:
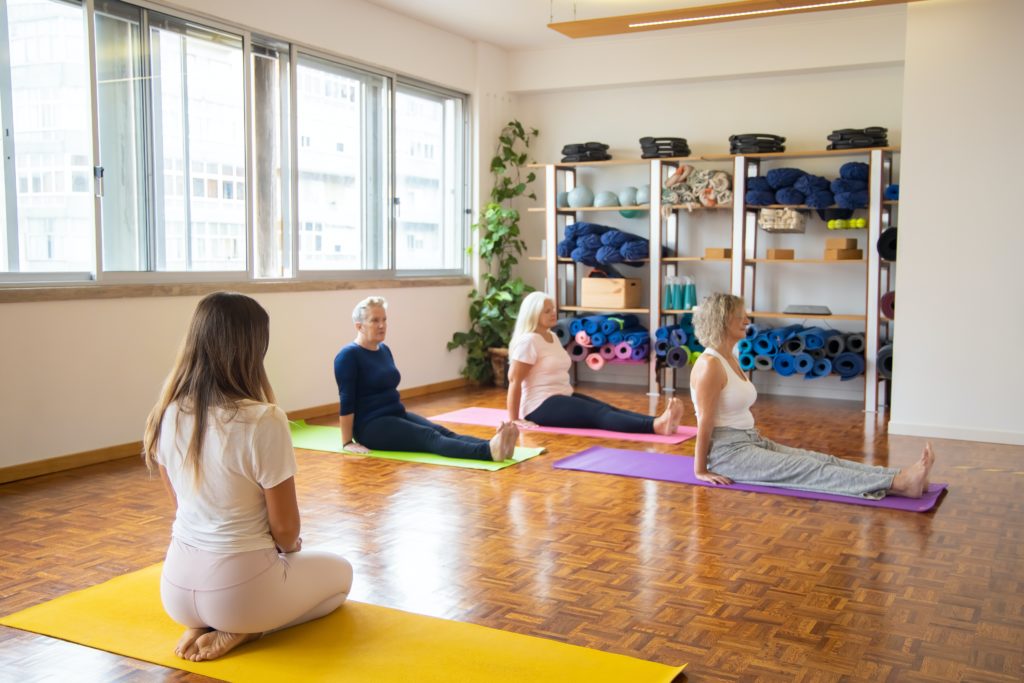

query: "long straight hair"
left=511, top=291, right=552, bottom=348
left=143, top=292, right=276, bottom=480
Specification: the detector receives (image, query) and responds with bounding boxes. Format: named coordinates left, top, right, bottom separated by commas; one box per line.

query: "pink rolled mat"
left=554, top=446, right=948, bottom=512
left=566, top=341, right=587, bottom=361
left=430, top=407, right=698, bottom=444
left=880, top=290, right=895, bottom=319
left=599, top=343, right=617, bottom=360
left=614, top=342, right=632, bottom=359
left=574, top=331, right=593, bottom=348
left=585, top=353, right=605, bottom=371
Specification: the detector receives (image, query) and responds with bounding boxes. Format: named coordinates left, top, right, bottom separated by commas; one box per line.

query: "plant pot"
left=487, top=347, right=510, bottom=388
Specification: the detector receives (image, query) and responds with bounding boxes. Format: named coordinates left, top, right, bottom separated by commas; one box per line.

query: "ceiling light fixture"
left=549, top=0, right=927, bottom=39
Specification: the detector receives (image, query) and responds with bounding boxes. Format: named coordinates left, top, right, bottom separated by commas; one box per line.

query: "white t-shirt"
left=510, top=332, right=573, bottom=417
left=156, top=400, right=297, bottom=553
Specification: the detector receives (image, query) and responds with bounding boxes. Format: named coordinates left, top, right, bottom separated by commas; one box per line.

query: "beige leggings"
left=160, top=538, right=353, bottom=635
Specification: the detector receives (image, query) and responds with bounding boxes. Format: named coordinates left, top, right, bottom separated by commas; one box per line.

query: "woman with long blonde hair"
left=144, top=292, right=352, bottom=662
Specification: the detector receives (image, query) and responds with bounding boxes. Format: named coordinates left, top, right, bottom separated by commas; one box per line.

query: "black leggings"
left=525, top=393, right=655, bottom=433
left=356, top=412, right=491, bottom=461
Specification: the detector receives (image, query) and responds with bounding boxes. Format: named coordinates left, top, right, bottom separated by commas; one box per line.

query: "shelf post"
left=648, top=159, right=663, bottom=396
left=864, top=149, right=888, bottom=412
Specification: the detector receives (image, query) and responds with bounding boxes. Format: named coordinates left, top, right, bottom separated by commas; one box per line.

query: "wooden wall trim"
left=0, top=276, right=471, bottom=304
left=0, top=378, right=471, bottom=484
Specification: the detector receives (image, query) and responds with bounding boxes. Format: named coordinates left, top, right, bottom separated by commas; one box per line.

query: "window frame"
left=0, top=0, right=471, bottom=286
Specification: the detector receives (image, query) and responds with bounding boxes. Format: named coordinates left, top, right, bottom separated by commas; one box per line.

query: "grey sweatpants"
left=708, top=427, right=899, bottom=499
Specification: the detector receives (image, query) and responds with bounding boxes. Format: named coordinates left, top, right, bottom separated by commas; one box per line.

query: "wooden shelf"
left=750, top=311, right=866, bottom=321
left=743, top=204, right=865, bottom=211
left=745, top=258, right=866, bottom=264
left=560, top=305, right=649, bottom=314
left=662, top=309, right=695, bottom=315
left=527, top=205, right=649, bottom=213
left=529, top=256, right=575, bottom=262
left=527, top=158, right=658, bottom=169
left=883, top=200, right=899, bottom=206
left=663, top=256, right=730, bottom=262
left=667, top=203, right=733, bottom=211
left=530, top=148, right=899, bottom=166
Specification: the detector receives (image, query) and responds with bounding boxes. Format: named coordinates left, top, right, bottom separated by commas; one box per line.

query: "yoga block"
left=826, top=237, right=858, bottom=249
left=704, top=247, right=732, bottom=259
left=581, top=278, right=642, bottom=309
left=824, top=248, right=864, bottom=260
left=766, top=248, right=795, bottom=260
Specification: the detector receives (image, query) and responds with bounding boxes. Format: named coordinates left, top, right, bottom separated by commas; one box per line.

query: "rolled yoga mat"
left=745, top=323, right=763, bottom=339
left=737, top=338, right=753, bottom=355
left=808, top=348, right=826, bottom=360
left=773, top=353, right=797, bottom=377
left=739, top=353, right=756, bottom=371
left=574, top=331, right=593, bottom=348
left=0, top=564, right=687, bottom=683
left=582, top=315, right=606, bottom=335
left=630, top=344, right=649, bottom=361
left=600, top=343, right=618, bottom=360
left=753, top=334, right=776, bottom=355
left=844, top=332, right=866, bottom=354
left=880, top=290, right=895, bottom=319
left=568, top=341, right=588, bottom=361
left=586, top=352, right=606, bottom=371
left=614, top=342, right=633, bottom=360
left=877, top=343, right=894, bottom=379
left=825, top=335, right=846, bottom=358
left=798, top=328, right=831, bottom=351
left=754, top=355, right=774, bottom=371
left=569, top=318, right=585, bottom=336
left=769, top=325, right=803, bottom=349
left=793, top=352, right=814, bottom=374
left=654, top=338, right=671, bottom=357
left=689, top=350, right=702, bottom=365
left=807, top=357, right=833, bottom=379
left=781, top=337, right=805, bottom=355
left=590, top=332, right=607, bottom=347
left=553, top=446, right=947, bottom=511
left=833, top=352, right=865, bottom=380
left=877, top=227, right=898, bottom=261
left=666, top=346, right=691, bottom=368
left=669, top=328, right=688, bottom=347
left=430, top=407, right=698, bottom=444
left=553, top=319, right=573, bottom=346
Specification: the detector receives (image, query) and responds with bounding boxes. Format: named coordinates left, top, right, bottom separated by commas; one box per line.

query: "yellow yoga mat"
left=1, top=565, right=685, bottom=682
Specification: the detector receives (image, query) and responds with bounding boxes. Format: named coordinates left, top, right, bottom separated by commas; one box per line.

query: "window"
left=295, top=54, right=387, bottom=272
left=394, top=84, right=465, bottom=271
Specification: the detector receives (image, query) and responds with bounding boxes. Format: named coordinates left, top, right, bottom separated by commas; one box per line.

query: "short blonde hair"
left=353, top=296, right=387, bottom=324
left=511, top=291, right=552, bottom=347
left=693, top=293, right=745, bottom=348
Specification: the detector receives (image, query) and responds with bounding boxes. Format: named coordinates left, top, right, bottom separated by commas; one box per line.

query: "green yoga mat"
left=289, top=420, right=544, bottom=471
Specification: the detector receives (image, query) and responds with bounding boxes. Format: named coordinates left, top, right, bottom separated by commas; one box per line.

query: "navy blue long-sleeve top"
left=333, top=342, right=405, bottom=434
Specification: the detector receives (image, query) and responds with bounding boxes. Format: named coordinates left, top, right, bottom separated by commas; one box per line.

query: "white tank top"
left=691, top=347, right=757, bottom=430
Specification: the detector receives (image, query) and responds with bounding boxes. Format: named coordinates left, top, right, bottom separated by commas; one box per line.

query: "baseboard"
left=888, top=421, right=1024, bottom=446
left=0, top=378, right=472, bottom=485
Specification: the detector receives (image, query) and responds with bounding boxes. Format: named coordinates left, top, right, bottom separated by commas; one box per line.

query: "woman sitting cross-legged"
left=689, top=292, right=935, bottom=498
left=335, top=296, right=518, bottom=461
left=507, top=291, right=684, bottom=433
left=144, top=292, right=353, bottom=662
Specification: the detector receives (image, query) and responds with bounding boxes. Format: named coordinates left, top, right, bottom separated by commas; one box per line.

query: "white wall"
left=888, top=0, right=1024, bottom=445
left=0, top=287, right=471, bottom=468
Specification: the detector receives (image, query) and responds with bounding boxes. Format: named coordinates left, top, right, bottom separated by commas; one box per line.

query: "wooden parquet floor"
left=1, top=385, right=1022, bottom=682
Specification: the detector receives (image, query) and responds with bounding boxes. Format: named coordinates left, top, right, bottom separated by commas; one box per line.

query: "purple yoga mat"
left=554, top=446, right=947, bottom=511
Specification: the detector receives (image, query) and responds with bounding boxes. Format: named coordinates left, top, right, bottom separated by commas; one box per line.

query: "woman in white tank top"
left=689, top=294, right=936, bottom=499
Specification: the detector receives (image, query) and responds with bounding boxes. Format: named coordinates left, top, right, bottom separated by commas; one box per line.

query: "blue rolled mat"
left=582, top=315, right=606, bottom=335
left=884, top=183, right=899, bottom=200
left=797, top=327, right=831, bottom=350
left=590, top=332, right=607, bottom=347
left=768, top=325, right=803, bottom=348
left=754, top=355, right=774, bottom=371
left=773, top=353, right=797, bottom=377
left=844, top=332, right=865, bottom=354
left=553, top=319, right=573, bottom=346
left=808, top=348, right=826, bottom=360
left=655, top=326, right=670, bottom=340
left=603, top=315, right=638, bottom=334
left=781, top=337, right=805, bottom=355
left=737, top=338, right=753, bottom=355
left=669, top=328, right=688, bottom=347
left=753, top=333, right=776, bottom=355
left=833, top=352, right=865, bottom=380
left=625, top=332, right=650, bottom=348
left=609, top=331, right=624, bottom=345
left=569, top=318, right=585, bottom=336
left=654, top=338, right=671, bottom=357
left=567, top=341, right=589, bottom=361
left=804, top=357, right=832, bottom=380
left=630, top=344, right=649, bottom=361
left=666, top=346, right=690, bottom=368
left=745, top=323, right=762, bottom=339
left=739, top=353, right=756, bottom=371
left=689, top=338, right=705, bottom=352
left=825, top=335, right=846, bottom=358
left=878, top=344, right=893, bottom=379
left=793, top=352, right=814, bottom=374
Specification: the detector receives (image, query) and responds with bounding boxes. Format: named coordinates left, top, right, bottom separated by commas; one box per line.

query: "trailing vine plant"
left=448, top=120, right=539, bottom=384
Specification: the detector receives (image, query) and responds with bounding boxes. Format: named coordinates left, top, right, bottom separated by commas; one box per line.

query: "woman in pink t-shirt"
left=506, top=292, right=683, bottom=433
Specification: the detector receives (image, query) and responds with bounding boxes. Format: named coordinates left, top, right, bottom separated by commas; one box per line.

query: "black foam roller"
left=877, top=227, right=898, bottom=261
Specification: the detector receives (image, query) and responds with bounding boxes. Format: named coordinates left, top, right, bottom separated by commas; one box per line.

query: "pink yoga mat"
left=553, top=446, right=947, bottom=511
left=429, top=407, right=697, bottom=445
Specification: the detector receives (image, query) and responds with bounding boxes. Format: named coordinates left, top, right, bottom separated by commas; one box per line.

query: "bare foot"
left=653, top=398, right=683, bottom=435
left=501, top=421, right=520, bottom=460
left=668, top=397, right=685, bottom=431
left=174, top=627, right=210, bottom=660
left=890, top=443, right=935, bottom=498
left=489, top=424, right=507, bottom=461
left=188, top=630, right=261, bottom=662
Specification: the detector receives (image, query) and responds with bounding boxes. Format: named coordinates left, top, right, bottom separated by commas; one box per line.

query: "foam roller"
left=877, top=344, right=894, bottom=379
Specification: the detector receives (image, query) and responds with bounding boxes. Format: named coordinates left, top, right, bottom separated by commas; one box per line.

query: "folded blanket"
left=746, top=176, right=772, bottom=192
left=600, top=230, right=631, bottom=248
left=766, top=168, right=806, bottom=190
left=831, top=178, right=868, bottom=194
left=835, top=190, right=869, bottom=209
left=557, top=238, right=575, bottom=258
left=620, top=240, right=649, bottom=261
left=570, top=246, right=599, bottom=266
left=775, top=187, right=806, bottom=205
left=710, top=171, right=731, bottom=193
left=839, top=162, right=869, bottom=181
left=793, top=174, right=829, bottom=195
left=566, top=222, right=611, bottom=240
left=596, top=245, right=625, bottom=264
left=805, top=189, right=835, bottom=209
left=688, top=169, right=713, bottom=192
left=745, top=190, right=776, bottom=206
left=578, top=233, right=604, bottom=251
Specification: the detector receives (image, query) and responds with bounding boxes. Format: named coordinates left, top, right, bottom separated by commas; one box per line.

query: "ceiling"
left=364, top=0, right=723, bottom=50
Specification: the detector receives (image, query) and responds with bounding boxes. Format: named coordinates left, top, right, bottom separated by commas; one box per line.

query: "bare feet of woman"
left=490, top=422, right=519, bottom=461
left=653, top=397, right=685, bottom=435
left=890, top=442, right=936, bottom=498
left=489, top=424, right=507, bottom=460
left=501, top=421, right=520, bottom=460
left=186, top=630, right=261, bottom=662
left=174, top=627, right=210, bottom=660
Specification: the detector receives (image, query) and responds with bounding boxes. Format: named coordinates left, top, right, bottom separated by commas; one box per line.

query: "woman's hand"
left=513, top=419, right=538, bottom=430
left=277, top=537, right=302, bottom=554
left=695, top=470, right=733, bottom=485
left=343, top=442, right=371, bottom=454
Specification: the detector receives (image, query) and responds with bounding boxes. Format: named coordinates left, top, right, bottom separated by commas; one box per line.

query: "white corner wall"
left=888, top=0, right=1024, bottom=445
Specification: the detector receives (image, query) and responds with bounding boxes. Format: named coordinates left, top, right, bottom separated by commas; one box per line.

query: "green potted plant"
left=448, top=120, right=539, bottom=386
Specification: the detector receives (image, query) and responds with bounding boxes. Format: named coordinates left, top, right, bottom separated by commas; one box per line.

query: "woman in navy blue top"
left=334, top=296, right=518, bottom=461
